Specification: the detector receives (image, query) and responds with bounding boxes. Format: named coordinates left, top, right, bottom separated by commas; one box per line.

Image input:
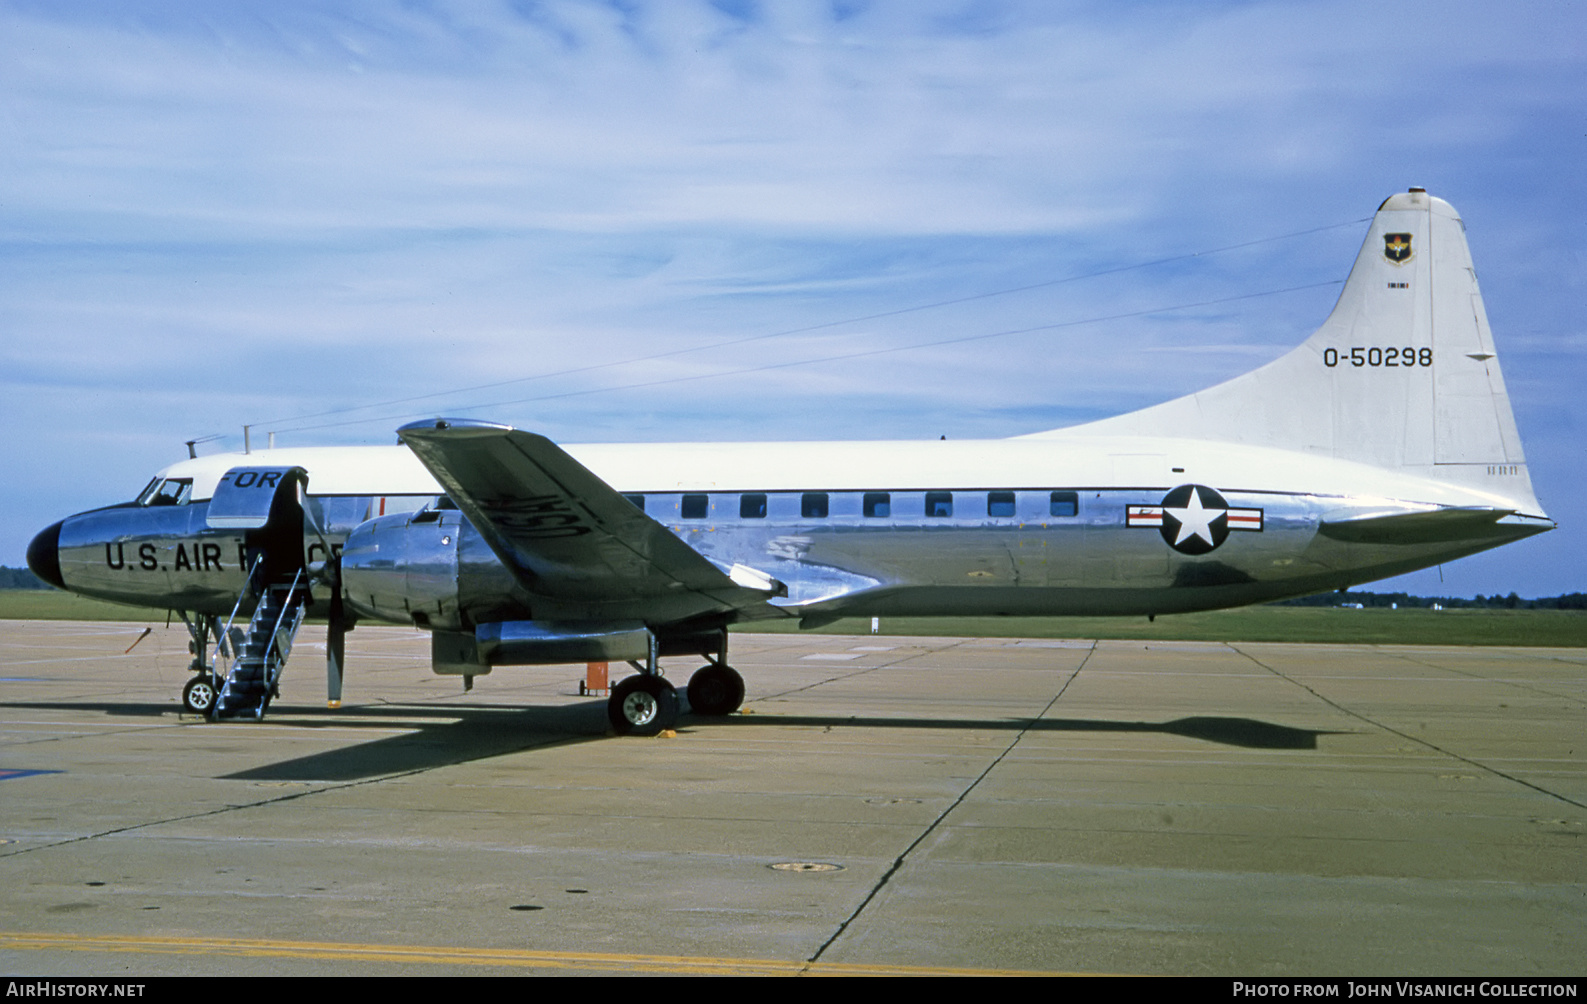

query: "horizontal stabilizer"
left=1317, top=506, right=1548, bottom=545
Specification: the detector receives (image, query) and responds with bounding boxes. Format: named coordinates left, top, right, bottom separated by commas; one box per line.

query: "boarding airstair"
left=211, top=563, right=311, bottom=721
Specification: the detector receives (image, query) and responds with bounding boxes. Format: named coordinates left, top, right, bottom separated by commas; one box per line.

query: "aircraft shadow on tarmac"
left=0, top=698, right=1341, bottom=783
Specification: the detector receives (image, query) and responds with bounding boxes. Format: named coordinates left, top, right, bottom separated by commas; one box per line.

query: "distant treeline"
left=0, top=565, right=1581, bottom=609
left=0, top=567, right=47, bottom=590
left=1273, top=589, right=1587, bottom=610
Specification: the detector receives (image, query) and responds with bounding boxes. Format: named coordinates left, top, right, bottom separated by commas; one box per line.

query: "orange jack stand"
left=580, top=661, right=609, bottom=696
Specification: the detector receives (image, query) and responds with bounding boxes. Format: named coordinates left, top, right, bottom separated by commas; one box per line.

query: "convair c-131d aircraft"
left=26, top=189, right=1553, bottom=735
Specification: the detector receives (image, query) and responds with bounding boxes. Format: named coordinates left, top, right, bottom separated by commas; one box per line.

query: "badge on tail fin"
left=1382, top=232, right=1414, bottom=264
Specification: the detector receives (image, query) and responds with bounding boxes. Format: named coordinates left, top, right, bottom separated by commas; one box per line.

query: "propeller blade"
left=326, top=574, right=347, bottom=709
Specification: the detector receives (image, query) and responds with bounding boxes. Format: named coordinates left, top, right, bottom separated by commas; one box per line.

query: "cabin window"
left=863, top=492, right=891, bottom=518
left=801, top=492, right=829, bottom=518
left=1050, top=491, right=1079, bottom=518
left=681, top=494, right=709, bottom=519
left=987, top=491, right=1016, bottom=517
left=925, top=491, right=953, bottom=518
left=740, top=493, right=767, bottom=519
left=622, top=494, right=645, bottom=512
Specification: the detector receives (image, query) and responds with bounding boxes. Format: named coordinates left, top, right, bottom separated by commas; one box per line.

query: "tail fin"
left=1035, top=189, right=1542, bottom=513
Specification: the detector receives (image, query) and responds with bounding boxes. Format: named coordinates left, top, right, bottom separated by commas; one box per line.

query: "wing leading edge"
left=397, top=419, right=787, bottom=623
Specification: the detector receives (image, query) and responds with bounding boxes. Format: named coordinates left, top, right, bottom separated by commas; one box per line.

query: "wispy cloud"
left=3, top=0, right=1582, bottom=595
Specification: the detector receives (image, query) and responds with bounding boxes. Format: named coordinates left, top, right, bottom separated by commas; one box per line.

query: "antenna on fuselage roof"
left=182, top=433, right=224, bottom=459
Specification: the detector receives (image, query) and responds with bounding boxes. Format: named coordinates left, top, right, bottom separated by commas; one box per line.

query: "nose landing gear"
left=177, top=611, right=219, bottom=717
left=181, top=676, right=217, bottom=716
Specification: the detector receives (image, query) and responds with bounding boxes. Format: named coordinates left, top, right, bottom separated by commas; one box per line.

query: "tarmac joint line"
left=804, top=641, right=1098, bottom=966
left=1231, top=644, right=1586, bottom=811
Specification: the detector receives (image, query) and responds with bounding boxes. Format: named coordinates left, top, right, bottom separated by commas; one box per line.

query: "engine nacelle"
left=341, top=506, right=719, bottom=678
left=341, top=506, right=543, bottom=637
left=430, top=620, right=654, bottom=676
left=341, top=509, right=466, bottom=630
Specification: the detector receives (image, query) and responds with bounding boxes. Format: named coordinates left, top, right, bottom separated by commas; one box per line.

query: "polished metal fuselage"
left=46, top=479, right=1531, bottom=631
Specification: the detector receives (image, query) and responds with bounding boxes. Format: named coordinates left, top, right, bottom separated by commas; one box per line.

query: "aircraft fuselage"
left=33, top=434, right=1548, bottom=630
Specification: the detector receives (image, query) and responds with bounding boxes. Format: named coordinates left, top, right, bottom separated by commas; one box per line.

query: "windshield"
left=137, top=478, right=193, bottom=506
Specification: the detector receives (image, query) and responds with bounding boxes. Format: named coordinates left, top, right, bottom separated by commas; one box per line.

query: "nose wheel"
left=182, top=676, right=217, bottom=716
left=686, top=663, right=745, bottom=716
left=607, top=675, right=679, bottom=736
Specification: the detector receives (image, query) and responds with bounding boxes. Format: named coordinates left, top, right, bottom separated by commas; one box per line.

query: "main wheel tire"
left=687, top=664, right=745, bottom=716
left=182, top=676, right=217, bottom=715
left=607, top=675, right=679, bottom=736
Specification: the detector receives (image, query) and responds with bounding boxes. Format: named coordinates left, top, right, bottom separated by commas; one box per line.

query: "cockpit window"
left=138, top=478, right=193, bottom=506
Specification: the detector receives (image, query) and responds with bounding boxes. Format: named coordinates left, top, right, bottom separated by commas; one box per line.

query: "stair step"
left=212, top=575, right=310, bottom=721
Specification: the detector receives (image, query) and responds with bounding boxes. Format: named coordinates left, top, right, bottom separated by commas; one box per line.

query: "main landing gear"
left=686, top=663, right=745, bottom=717
left=605, top=642, right=746, bottom=735
left=607, top=674, right=679, bottom=737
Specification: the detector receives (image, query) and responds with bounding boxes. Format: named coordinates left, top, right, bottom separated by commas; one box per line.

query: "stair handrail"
left=263, top=567, right=308, bottom=693
left=209, top=552, right=266, bottom=691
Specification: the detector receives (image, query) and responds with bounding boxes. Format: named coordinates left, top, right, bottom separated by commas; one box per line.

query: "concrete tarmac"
left=0, top=619, right=1581, bottom=976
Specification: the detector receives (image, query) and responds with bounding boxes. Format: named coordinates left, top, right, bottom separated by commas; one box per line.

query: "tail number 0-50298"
left=1323, top=347, right=1432, bottom=368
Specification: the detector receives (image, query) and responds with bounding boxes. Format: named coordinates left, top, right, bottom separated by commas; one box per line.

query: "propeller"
left=323, top=555, right=348, bottom=708
left=300, top=485, right=349, bottom=709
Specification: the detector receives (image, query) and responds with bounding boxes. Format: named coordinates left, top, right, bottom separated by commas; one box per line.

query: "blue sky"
left=3, top=1, right=1583, bottom=597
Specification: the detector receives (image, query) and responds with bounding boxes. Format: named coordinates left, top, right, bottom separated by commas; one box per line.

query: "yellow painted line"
left=0, top=931, right=1080, bottom=976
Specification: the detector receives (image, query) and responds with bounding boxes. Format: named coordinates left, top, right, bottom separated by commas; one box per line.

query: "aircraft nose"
left=26, top=520, right=65, bottom=590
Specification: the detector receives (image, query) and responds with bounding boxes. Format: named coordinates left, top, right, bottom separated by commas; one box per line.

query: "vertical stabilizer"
left=1034, top=190, right=1541, bottom=512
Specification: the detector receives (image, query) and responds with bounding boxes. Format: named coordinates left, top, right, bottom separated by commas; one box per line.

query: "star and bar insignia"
left=1382, top=232, right=1414, bottom=265
left=1127, top=484, right=1263, bottom=555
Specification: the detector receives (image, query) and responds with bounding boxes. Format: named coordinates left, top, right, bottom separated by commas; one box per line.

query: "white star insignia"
left=1164, top=490, right=1224, bottom=547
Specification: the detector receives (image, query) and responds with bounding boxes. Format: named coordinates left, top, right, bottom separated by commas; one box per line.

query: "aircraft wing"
left=398, top=419, right=786, bottom=620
